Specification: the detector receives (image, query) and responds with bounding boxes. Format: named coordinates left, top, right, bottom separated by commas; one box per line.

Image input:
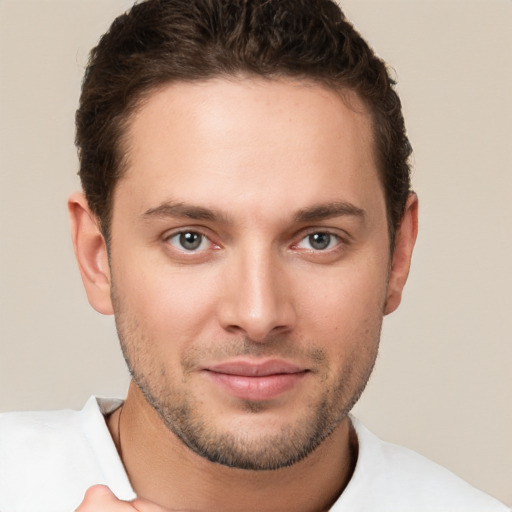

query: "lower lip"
left=205, top=371, right=308, bottom=401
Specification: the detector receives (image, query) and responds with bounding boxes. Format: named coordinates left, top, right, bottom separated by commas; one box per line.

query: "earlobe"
left=68, top=192, right=114, bottom=315
left=384, top=193, right=419, bottom=315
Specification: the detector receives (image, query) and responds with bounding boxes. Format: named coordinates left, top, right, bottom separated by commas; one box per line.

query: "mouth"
left=203, top=359, right=310, bottom=401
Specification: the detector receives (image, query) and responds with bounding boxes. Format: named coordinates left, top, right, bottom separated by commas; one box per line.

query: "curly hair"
left=76, top=0, right=412, bottom=245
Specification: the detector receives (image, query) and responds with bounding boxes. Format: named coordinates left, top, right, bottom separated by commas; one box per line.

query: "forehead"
left=114, top=78, right=383, bottom=224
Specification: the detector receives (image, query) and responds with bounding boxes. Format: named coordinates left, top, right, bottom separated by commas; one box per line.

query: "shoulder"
left=0, top=397, right=133, bottom=512
left=0, top=401, right=91, bottom=472
left=0, top=396, right=122, bottom=468
left=331, top=416, right=510, bottom=512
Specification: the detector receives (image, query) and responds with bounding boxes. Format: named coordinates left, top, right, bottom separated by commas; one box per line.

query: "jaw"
left=113, top=380, right=357, bottom=512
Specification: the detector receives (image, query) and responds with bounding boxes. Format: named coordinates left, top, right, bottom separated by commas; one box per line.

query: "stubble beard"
left=112, top=292, right=380, bottom=471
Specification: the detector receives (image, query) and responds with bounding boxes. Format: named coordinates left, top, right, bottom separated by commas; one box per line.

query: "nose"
left=217, top=248, right=296, bottom=342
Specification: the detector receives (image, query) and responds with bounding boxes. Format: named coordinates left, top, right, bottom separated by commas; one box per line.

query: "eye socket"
left=296, top=232, right=340, bottom=251
left=166, top=231, right=209, bottom=251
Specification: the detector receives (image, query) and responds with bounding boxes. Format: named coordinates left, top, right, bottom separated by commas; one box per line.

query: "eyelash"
left=165, top=230, right=215, bottom=253
left=164, top=229, right=345, bottom=256
left=294, top=231, right=343, bottom=252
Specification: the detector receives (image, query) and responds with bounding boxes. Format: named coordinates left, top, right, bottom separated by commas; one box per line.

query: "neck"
left=108, top=382, right=357, bottom=512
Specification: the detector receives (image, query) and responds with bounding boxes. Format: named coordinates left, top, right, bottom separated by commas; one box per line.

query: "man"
left=0, top=0, right=508, bottom=511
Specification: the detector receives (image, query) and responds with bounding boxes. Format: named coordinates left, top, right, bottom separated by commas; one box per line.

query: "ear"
left=384, top=193, right=418, bottom=315
left=68, top=192, right=114, bottom=315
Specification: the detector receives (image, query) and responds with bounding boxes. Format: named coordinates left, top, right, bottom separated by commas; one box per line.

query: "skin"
left=70, top=78, right=418, bottom=511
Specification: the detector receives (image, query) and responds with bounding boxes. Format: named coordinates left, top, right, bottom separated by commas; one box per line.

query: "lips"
left=204, top=360, right=308, bottom=401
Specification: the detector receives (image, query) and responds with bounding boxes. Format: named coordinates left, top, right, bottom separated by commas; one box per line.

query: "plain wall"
left=0, top=0, right=510, bottom=506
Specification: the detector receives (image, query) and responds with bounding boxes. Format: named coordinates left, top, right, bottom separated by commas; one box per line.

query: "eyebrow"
left=142, top=201, right=231, bottom=223
left=141, top=200, right=365, bottom=224
left=293, top=201, right=365, bottom=223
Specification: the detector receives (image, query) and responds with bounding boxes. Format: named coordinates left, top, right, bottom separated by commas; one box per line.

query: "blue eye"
left=167, top=231, right=208, bottom=251
left=297, top=232, right=339, bottom=251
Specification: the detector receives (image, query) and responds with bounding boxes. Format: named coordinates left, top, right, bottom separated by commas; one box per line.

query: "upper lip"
left=206, top=359, right=306, bottom=377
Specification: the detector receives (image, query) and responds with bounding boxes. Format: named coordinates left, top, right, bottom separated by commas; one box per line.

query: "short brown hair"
left=76, top=0, right=412, bottom=244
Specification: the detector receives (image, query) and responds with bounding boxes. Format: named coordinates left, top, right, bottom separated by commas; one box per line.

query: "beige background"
left=0, top=0, right=510, bottom=506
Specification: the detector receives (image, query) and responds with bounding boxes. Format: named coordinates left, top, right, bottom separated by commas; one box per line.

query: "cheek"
left=294, top=258, right=388, bottom=367
left=299, top=262, right=388, bottom=326
left=115, top=258, right=221, bottom=345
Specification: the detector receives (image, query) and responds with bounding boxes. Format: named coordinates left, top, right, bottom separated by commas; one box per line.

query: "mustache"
left=181, top=336, right=328, bottom=371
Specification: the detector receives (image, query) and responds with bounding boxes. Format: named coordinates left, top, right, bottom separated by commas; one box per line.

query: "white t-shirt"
left=0, top=396, right=508, bottom=512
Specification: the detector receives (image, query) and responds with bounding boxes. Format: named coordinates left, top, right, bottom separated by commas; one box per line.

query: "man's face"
left=108, top=78, right=392, bottom=469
